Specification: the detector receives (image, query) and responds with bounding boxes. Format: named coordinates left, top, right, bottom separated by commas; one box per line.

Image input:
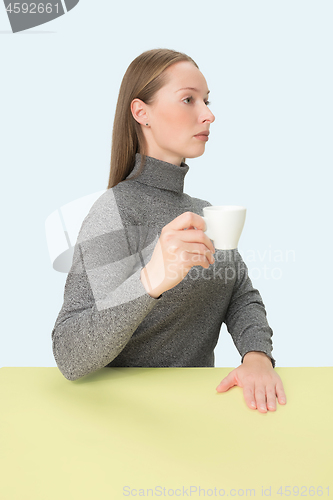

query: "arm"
left=216, top=250, right=286, bottom=411
left=51, top=190, right=160, bottom=381
left=224, top=250, right=276, bottom=367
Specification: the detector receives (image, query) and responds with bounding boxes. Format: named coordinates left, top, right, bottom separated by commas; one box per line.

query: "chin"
left=185, top=149, right=206, bottom=160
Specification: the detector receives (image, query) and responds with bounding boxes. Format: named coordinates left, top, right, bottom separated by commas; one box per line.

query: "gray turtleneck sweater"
left=52, top=153, right=275, bottom=381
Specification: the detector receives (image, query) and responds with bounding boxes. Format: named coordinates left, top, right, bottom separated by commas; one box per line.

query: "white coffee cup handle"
left=202, top=216, right=213, bottom=240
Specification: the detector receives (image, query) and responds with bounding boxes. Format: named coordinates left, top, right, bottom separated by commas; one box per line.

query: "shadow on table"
left=69, top=366, right=166, bottom=386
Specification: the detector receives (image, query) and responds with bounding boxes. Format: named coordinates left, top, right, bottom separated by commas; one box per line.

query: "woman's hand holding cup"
left=140, top=212, right=215, bottom=298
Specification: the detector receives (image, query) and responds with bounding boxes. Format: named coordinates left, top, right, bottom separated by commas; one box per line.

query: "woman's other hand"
left=215, top=351, right=287, bottom=413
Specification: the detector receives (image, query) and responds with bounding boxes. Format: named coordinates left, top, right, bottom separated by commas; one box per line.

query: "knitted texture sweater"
left=52, top=153, right=275, bottom=381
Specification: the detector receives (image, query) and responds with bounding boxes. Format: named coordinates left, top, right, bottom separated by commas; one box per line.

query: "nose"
left=201, top=104, right=215, bottom=124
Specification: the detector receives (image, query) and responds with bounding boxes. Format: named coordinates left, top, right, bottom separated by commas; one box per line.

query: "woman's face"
left=133, top=61, right=215, bottom=166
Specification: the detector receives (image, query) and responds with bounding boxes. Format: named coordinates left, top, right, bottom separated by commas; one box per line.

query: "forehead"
left=164, top=61, right=208, bottom=91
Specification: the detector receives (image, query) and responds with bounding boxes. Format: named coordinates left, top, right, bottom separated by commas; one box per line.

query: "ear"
left=131, top=98, right=149, bottom=126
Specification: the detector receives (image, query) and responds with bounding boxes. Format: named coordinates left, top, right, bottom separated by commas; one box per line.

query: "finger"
left=243, top=383, right=256, bottom=410
left=216, top=372, right=237, bottom=392
left=180, top=252, right=212, bottom=270
left=168, top=211, right=207, bottom=233
left=179, top=243, right=215, bottom=266
left=169, top=213, right=215, bottom=253
left=180, top=226, right=215, bottom=254
left=276, top=380, right=287, bottom=405
left=266, top=384, right=277, bottom=411
left=254, top=385, right=267, bottom=413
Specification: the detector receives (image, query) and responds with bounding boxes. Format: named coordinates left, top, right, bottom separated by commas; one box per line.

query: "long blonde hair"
left=107, top=48, right=199, bottom=189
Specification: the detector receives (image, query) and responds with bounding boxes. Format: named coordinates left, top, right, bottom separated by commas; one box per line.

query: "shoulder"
left=76, top=185, right=133, bottom=245
left=84, top=180, right=140, bottom=219
left=79, top=180, right=151, bottom=238
left=82, top=187, right=120, bottom=224
left=183, top=192, right=213, bottom=213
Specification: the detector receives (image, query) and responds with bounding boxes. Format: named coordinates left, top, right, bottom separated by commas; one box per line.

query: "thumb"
left=216, top=371, right=237, bottom=393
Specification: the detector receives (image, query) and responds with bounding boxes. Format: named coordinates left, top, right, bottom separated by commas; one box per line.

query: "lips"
left=194, top=130, right=210, bottom=142
left=194, top=131, right=210, bottom=137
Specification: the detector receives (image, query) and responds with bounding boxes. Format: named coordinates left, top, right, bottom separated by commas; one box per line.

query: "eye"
left=183, top=96, right=211, bottom=106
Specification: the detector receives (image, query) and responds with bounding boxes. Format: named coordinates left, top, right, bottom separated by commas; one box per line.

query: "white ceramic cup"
left=202, top=206, right=247, bottom=250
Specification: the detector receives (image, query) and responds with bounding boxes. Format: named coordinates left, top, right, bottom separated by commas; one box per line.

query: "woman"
left=52, top=48, right=286, bottom=413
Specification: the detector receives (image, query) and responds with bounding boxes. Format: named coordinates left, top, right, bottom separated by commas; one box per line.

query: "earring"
left=146, top=123, right=148, bottom=126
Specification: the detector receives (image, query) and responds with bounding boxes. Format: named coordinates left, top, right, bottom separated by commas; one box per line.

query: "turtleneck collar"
left=125, top=153, right=190, bottom=194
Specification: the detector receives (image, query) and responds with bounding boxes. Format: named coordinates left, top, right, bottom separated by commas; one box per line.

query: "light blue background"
left=1, top=0, right=332, bottom=369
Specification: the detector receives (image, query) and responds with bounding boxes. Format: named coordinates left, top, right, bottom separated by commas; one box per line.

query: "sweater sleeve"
left=51, top=189, right=161, bottom=381
left=224, top=250, right=276, bottom=368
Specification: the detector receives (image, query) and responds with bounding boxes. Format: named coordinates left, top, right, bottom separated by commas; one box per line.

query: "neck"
left=125, top=154, right=190, bottom=194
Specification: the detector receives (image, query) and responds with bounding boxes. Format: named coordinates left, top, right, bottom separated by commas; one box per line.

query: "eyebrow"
left=175, top=87, right=210, bottom=95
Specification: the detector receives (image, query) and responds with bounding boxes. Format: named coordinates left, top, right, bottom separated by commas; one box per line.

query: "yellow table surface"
left=0, top=367, right=332, bottom=500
